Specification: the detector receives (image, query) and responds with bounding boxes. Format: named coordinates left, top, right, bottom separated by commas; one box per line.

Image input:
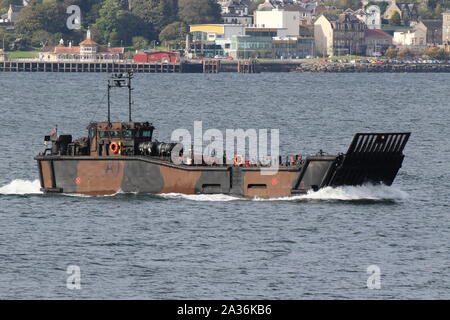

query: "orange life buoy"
left=109, top=142, right=120, bottom=154
left=233, top=154, right=244, bottom=166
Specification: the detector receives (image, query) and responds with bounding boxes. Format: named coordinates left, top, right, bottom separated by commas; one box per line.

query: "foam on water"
left=253, top=184, right=409, bottom=202
left=0, top=179, right=408, bottom=202
left=160, top=184, right=409, bottom=202
left=159, top=193, right=241, bottom=202
left=0, top=179, right=42, bottom=195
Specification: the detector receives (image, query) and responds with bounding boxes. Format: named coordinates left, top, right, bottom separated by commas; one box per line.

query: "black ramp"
left=325, top=132, right=411, bottom=187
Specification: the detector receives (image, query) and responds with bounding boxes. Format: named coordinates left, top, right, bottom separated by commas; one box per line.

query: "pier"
left=0, top=59, right=304, bottom=73
left=0, top=60, right=182, bottom=73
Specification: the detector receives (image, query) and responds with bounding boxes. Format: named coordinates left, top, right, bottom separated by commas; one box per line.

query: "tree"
left=178, top=0, right=221, bottom=25
left=389, top=11, right=402, bottom=26
left=424, top=47, right=449, bottom=60
left=384, top=48, right=398, bottom=58
left=0, top=0, right=22, bottom=10
left=15, top=1, right=66, bottom=36
left=434, top=3, right=443, bottom=17
left=94, top=0, right=123, bottom=43
left=117, top=10, right=153, bottom=45
left=335, top=0, right=361, bottom=10
left=159, top=21, right=188, bottom=42
left=0, top=28, right=15, bottom=50
left=31, top=29, right=53, bottom=47
left=247, top=0, right=264, bottom=14
left=398, top=48, right=413, bottom=58
left=132, top=36, right=149, bottom=50
left=129, top=0, right=177, bottom=34
left=62, top=0, right=104, bottom=27
left=95, top=0, right=151, bottom=45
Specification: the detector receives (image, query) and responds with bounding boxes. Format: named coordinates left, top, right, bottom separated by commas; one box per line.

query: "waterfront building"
left=283, top=4, right=314, bottom=25
left=227, top=33, right=314, bottom=59
left=39, top=29, right=124, bottom=62
left=443, top=10, right=450, bottom=48
left=190, top=24, right=245, bottom=56
left=364, top=29, right=393, bottom=56
left=254, top=7, right=301, bottom=36
left=314, top=12, right=367, bottom=57
left=189, top=24, right=313, bottom=59
left=392, top=25, right=426, bottom=48
left=412, top=20, right=442, bottom=46
left=134, top=51, right=179, bottom=63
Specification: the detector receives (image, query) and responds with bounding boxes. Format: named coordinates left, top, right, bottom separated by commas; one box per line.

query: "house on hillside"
left=0, top=4, right=25, bottom=24
left=354, top=5, right=382, bottom=30
left=314, top=12, right=367, bottom=57
left=383, top=0, right=418, bottom=22
left=412, top=20, right=442, bottom=46
left=392, top=25, right=426, bottom=49
left=444, top=10, right=450, bottom=48
left=219, top=0, right=252, bottom=25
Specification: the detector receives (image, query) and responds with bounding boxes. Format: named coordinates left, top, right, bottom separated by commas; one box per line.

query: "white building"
left=39, top=29, right=125, bottom=62
left=443, top=10, right=450, bottom=45
left=393, top=27, right=426, bottom=47
left=254, top=8, right=301, bottom=36
left=222, top=14, right=252, bottom=25
left=0, top=4, right=24, bottom=24
left=355, top=5, right=381, bottom=30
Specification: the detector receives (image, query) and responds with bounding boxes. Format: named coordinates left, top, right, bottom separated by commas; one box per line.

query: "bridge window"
left=110, top=131, right=121, bottom=138
left=142, top=130, right=152, bottom=138
left=123, top=130, right=134, bottom=138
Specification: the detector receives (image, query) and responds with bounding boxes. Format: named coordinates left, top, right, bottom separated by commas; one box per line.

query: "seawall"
left=296, top=62, right=450, bottom=73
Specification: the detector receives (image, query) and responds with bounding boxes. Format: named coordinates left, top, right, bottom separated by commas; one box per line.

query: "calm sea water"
left=0, top=72, right=449, bottom=299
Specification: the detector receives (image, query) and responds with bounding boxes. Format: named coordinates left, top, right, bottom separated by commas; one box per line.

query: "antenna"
left=107, top=72, right=134, bottom=124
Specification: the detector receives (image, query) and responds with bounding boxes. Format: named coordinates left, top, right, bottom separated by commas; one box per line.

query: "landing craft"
left=34, top=73, right=410, bottom=197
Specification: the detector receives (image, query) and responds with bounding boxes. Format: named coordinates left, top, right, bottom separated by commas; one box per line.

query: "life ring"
left=109, top=142, right=120, bottom=154
left=233, top=154, right=244, bottom=166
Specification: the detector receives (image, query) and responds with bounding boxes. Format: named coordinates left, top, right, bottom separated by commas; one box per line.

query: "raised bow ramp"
left=292, top=133, right=411, bottom=193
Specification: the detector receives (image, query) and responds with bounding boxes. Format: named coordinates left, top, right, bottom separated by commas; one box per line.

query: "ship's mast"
left=107, top=72, right=134, bottom=124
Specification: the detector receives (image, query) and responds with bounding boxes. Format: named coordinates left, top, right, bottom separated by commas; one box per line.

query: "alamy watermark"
left=66, top=265, right=81, bottom=290
left=170, top=121, right=280, bottom=174
left=66, top=5, right=81, bottom=30
left=366, top=265, right=381, bottom=289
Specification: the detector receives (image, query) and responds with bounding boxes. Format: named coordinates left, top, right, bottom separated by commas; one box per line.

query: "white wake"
left=159, top=193, right=241, bottom=202
left=160, top=184, right=409, bottom=202
left=253, top=184, right=409, bottom=201
left=0, top=179, right=408, bottom=202
left=0, top=179, right=42, bottom=195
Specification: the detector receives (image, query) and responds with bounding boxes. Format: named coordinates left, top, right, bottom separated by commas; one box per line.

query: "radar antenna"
left=107, top=72, right=134, bottom=123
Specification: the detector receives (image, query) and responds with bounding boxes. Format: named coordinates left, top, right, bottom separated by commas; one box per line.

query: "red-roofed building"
left=134, top=51, right=179, bottom=63
left=365, top=29, right=393, bottom=56
left=39, top=28, right=124, bottom=62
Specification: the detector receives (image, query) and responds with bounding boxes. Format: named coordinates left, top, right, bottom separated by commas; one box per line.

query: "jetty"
left=0, top=59, right=304, bottom=73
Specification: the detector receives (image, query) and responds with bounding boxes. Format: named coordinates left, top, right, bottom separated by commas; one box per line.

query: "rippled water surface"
left=0, top=72, right=449, bottom=299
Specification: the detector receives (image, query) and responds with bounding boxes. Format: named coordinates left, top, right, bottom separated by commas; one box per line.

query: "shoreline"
left=2, top=59, right=450, bottom=73
left=295, top=62, right=450, bottom=73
